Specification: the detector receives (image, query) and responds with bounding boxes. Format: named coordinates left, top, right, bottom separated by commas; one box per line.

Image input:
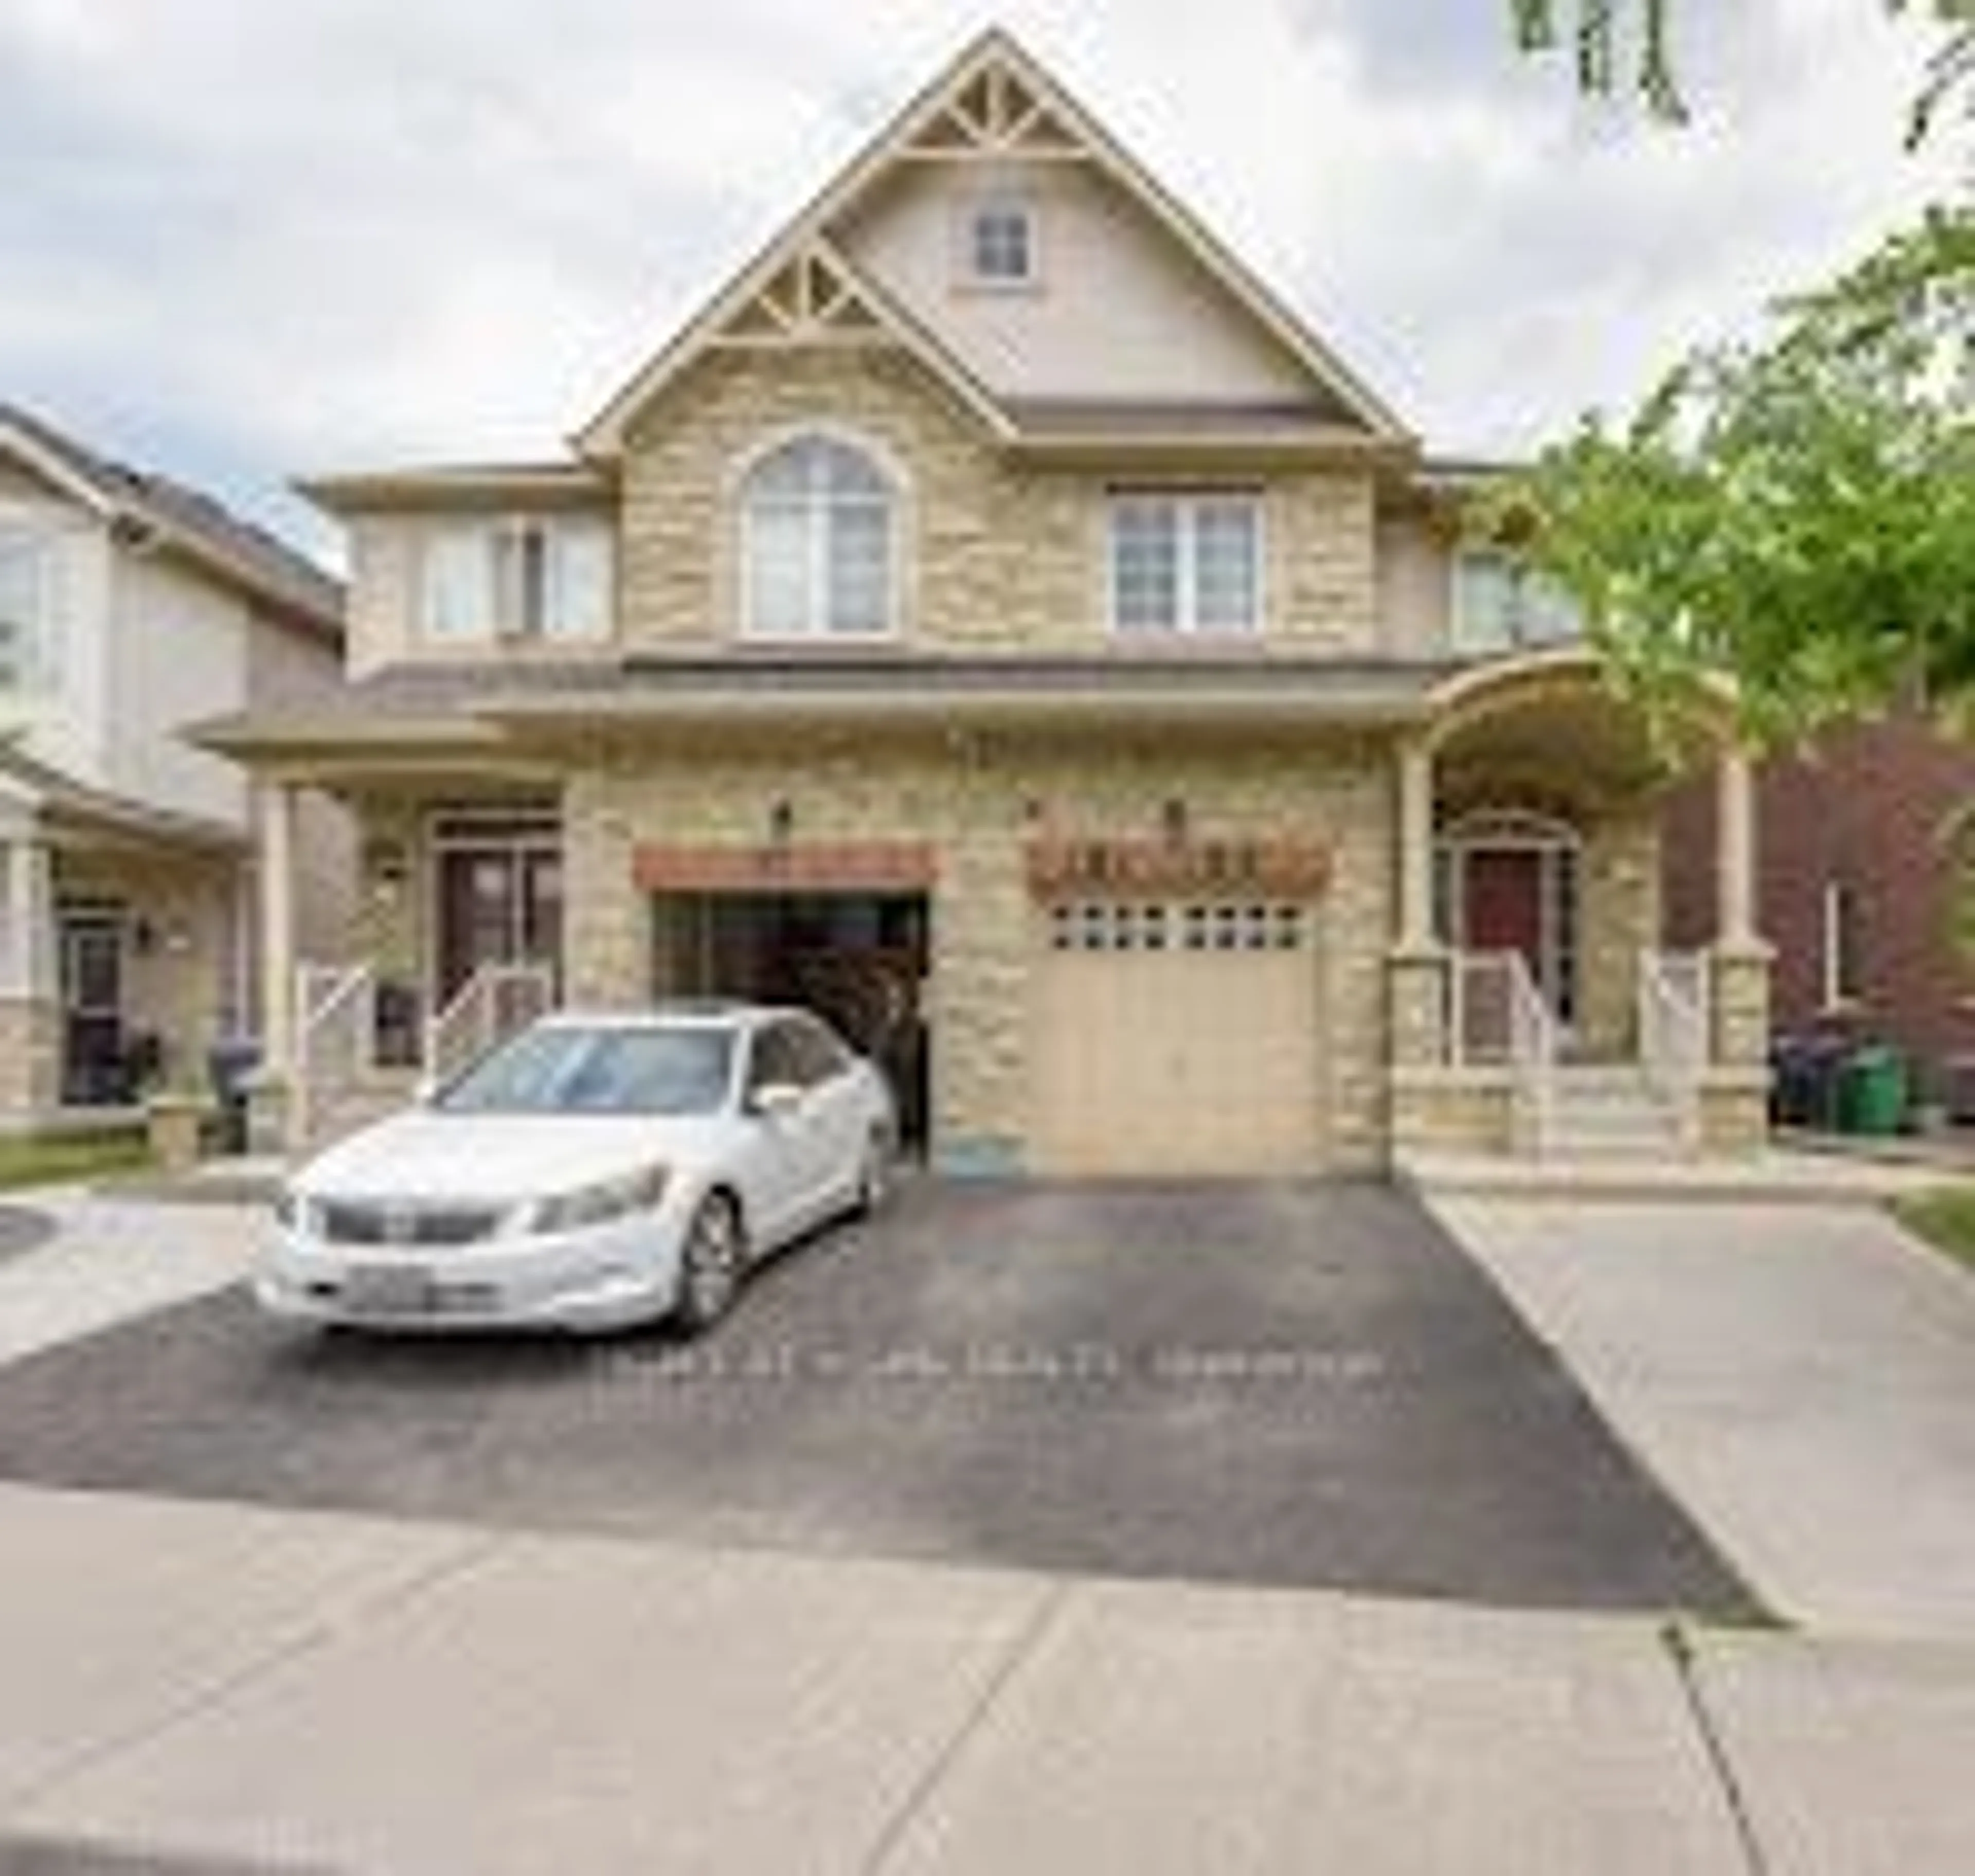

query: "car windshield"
left=437, top=1024, right=737, bottom=1118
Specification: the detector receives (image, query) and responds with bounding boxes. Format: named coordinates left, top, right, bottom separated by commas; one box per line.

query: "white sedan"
left=256, top=1004, right=897, bottom=1335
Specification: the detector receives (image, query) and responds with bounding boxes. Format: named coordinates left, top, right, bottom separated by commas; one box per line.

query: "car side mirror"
left=751, top=1082, right=805, bottom=1121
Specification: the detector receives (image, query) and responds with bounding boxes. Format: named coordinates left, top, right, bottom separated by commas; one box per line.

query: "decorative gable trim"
left=577, top=28, right=1410, bottom=459
left=622, top=233, right=1014, bottom=442
left=900, top=58, right=1086, bottom=160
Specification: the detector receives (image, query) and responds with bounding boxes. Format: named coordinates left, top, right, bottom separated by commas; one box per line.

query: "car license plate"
left=344, top=1264, right=439, bottom=1315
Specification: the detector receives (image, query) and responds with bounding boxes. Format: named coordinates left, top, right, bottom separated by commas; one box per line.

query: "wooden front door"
left=1463, top=848, right=1546, bottom=967
left=437, top=847, right=563, bottom=1006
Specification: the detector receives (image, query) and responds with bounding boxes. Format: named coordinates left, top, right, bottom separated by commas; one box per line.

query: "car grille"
left=317, top=1201, right=505, bottom=1248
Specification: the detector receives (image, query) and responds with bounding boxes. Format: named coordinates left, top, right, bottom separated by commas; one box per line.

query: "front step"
left=1540, top=1066, right=1689, bottom=1158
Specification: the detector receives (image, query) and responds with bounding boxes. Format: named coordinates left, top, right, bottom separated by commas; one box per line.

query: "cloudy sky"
left=1, top=0, right=1959, bottom=560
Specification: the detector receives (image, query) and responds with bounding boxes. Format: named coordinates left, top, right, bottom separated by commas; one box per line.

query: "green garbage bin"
left=1839, top=1045, right=1907, bottom=1136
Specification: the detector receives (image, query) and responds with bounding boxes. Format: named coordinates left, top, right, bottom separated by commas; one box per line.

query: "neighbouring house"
left=1665, top=711, right=1975, bottom=1120
left=198, top=28, right=1772, bottom=1174
left=0, top=404, right=351, bottom=1130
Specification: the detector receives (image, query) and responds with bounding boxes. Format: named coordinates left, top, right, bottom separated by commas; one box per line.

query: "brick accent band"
left=633, top=841, right=940, bottom=895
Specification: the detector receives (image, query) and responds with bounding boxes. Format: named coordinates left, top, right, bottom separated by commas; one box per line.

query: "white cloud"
left=0, top=0, right=1958, bottom=555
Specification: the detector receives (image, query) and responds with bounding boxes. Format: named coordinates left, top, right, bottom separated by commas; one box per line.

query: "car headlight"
left=527, top=1166, right=669, bottom=1236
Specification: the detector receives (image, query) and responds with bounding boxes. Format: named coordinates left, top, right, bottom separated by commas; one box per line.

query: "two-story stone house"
left=202, top=30, right=1772, bottom=1174
left=0, top=404, right=350, bottom=1127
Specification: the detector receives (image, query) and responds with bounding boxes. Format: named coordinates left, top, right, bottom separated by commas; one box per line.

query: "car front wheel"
left=673, top=1193, right=746, bottom=1335
left=852, top=1128, right=893, bottom=1219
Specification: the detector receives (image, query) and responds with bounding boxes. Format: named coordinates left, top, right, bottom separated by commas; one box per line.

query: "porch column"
left=0, top=836, right=56, bottom=1001
left=1716, top=747, right=1757, bottom=947
left=258, top=781, right=299, bottom=1079
left=1388, top=735, right=1451, bottom=1114
left=1396, top=736, right=1436, bottom=949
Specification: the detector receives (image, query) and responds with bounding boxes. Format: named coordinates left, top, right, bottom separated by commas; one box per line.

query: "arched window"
left=741, top=434, right=896, bottom=639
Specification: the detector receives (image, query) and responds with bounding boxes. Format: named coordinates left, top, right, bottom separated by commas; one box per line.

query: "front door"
left=1464, top=848, right=1545, bottom=967
left=436, top=846, right=563, bottom=1007
left=59, top=910, right=128, bottom=1105
left=1452, top=841, right=1578, bottom=1028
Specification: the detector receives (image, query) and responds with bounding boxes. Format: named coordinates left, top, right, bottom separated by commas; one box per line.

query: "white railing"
left=1445, top=949, right=1558, bottom=1154
left=424, top=961, right=557, bottom=1089
left=1639, top=948, right=1710, bottom=1146
left=1505, top=952, right=1559, bottom=1156
left=293, top=960, right=377, bottom=1148
left=1447, top=950, right=1518, bottom=1066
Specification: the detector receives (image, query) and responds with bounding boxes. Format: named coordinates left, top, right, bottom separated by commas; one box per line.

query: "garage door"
left=1029, top=899, right=1325, bottom=1176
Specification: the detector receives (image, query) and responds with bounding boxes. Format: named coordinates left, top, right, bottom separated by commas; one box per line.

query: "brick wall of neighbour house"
left=555, top=725, right=1398, bottom=1172
left=0, top=999, right=60, bottom=1117
left=617, top=347, right=1379, bottom=655
left=57, top=847, right=237, bottom=1086
left=1664, top=712, right=1975, bottom=1103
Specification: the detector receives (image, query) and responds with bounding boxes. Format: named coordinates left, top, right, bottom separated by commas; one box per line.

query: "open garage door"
left=1029, top=899, right=1325, bottom=1177
left=654, top=891, right=930, bottom=1152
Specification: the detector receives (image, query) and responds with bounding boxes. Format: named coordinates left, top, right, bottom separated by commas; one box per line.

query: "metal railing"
left=1638, top=948, right=1710, bottom=1146
left=293, top=961, right=378, bottom=1148
left=1446, top=949, right=1558, bottom=1154
left=424, top=961, right=557, bottom=1089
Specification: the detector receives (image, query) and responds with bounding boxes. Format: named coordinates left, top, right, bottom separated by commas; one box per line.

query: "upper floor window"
left=963, top=193, right=1038, bottom=288
left=421, top=518, right=612, bottom=645
left=1109, top=494, right=1262, bottom=637
left=741, top=435, right=896, bottom=640
left=0, top=527, right=56, bottom=695
left=1453, top=550, right=1583, bottom=655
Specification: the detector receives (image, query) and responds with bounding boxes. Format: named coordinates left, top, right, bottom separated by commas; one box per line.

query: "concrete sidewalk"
left=0, top=1190, right=253, bottom=1367
left=1434, top=1195, right=1975, bottom=1643
left=0, top=1484, right=1968, bottom=1874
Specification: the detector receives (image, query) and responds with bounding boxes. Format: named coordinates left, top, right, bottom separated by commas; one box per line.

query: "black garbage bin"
left=207, top=1036, right=262, bottom=1157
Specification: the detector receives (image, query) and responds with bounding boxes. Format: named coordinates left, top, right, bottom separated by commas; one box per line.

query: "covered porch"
left=250, top=741, right=565, bottom=1147
left=1389, top=652, right=1770, bottom=1158
left=0, top=750, right=246, bottom=1129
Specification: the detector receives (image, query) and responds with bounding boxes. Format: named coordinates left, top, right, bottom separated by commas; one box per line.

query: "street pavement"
left=0, top=1481, right=1968, bottom=1875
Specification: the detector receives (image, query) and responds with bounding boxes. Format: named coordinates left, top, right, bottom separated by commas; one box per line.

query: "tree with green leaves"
left=1510, top=0, right=1973, bottom=147
left=1498, top=1, right=1973, bottom=744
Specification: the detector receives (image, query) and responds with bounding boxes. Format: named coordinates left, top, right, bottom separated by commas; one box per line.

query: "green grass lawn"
left=0, top=1130, right=154, bottom=1195
left=1893, top=1188, right=1975, bottom=1273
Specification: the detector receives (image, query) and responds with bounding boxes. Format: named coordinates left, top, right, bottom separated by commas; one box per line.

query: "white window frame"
left=1822, top=879, right=1862, bottom=1011
left=737, top=431, right=902, bottom=643
left=958, top=191, right=1041, bottom=291
left=1106, top=493, right=1265, bottom=638
left=0, top=524, right=56, bottom=697
left=418, top=517, right=614, bottom=646
left=1450, top=548, right=1584, bottom=655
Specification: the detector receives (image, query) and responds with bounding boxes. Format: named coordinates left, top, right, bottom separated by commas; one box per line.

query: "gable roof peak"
left=577, top=27, right=1410, bottom=458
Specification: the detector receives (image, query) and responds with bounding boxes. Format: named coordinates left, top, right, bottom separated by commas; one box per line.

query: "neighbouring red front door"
left=1462, top=847, right=1545, bottom=975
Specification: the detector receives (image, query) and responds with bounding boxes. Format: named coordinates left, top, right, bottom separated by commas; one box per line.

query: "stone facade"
left=618, top=348, right=1379, bottom=656
left=550, top=722, right=1396, bottom=1173
left=0, top=999, right=60, bottom=1120
left=1578, top=806, right=1663, bottom=1055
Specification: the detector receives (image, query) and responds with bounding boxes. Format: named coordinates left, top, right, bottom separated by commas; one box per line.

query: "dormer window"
left=963, top=193, right=1038, bottom=288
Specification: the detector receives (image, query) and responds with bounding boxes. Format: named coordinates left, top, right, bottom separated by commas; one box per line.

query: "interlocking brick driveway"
left=0, top=1179, right=1755, bottom=1613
